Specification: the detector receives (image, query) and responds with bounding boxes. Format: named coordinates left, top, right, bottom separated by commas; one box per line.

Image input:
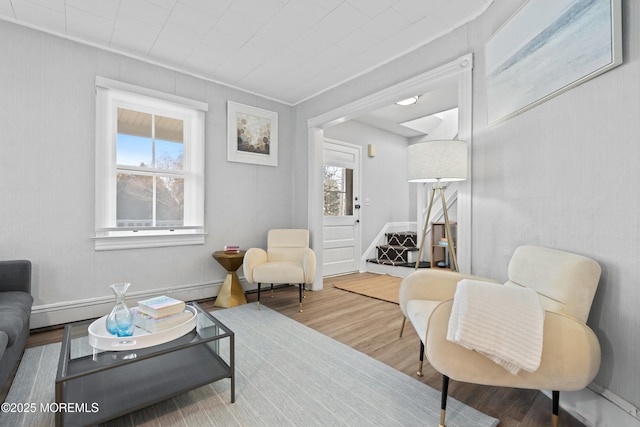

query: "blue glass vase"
left=105, top=283, right=134, bottom=337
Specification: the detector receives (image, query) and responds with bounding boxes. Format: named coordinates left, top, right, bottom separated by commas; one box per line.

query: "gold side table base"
left=212, top=251, right=247, bottom=308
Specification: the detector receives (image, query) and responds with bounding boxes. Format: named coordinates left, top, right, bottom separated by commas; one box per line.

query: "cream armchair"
left=399, top=246, right=601, bottom=427
left=243, top=229, right=316, bottom=312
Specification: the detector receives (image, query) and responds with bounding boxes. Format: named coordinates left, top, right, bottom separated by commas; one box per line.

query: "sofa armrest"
left=242, top=249, right=267, bottom=284
left=0, top=260, right=32, bottom=294
left=398, top=269, right=496, bottom=317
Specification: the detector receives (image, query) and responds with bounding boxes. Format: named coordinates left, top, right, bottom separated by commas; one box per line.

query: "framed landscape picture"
left=486, top=0, right=622, bottom=125
left=227, top=101, right=278, bottom=166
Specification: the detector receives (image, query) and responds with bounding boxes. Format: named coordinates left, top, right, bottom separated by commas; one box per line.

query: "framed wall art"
left=227, top=101, right=278, bottom=166
left=486, top=0, right=622, bottom=125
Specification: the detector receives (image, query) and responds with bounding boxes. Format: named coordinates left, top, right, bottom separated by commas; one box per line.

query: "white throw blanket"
left=447, top=279, right=545, bottom=375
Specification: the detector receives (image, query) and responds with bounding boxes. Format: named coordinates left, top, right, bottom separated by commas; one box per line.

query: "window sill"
left=93, top=230, right=206, bottom=251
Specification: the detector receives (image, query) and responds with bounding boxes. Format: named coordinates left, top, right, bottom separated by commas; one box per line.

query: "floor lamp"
left=399, top=140, right=467, bottom=339
left=407, top=140, right=467, bottom=272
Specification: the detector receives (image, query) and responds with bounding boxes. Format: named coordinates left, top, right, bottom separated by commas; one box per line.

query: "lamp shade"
left=407, top=140, right=467, bottom=182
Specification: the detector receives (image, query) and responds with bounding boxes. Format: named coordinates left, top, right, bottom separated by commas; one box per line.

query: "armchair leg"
left=257, top=283, right=261, bottom=310
left=417, top=341, right=425, bottom=377
left=552, top=390, right=559, bottom=427
left=440, top=375, right=449, bottom=427
left=298, top=284, right=304, bottom=312
left=270, top=283, right=274, bottom=298
left=399, top=317, right=406, bottom=337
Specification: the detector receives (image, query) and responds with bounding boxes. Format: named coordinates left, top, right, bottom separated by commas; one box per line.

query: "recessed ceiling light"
left=395, top=96, right=419, bottom=106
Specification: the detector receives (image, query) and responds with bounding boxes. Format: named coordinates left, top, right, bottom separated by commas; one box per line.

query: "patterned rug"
left=1, top=303, right=498, bottom=426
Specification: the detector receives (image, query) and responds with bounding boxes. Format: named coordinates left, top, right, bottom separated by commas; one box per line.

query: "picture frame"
left=486, top=0, right=622, bottom=125
left=227, top=101, right=278, bottom=167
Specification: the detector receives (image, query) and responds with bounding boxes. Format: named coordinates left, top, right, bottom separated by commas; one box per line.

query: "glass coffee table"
left=55, top=302, right=234, bottom=426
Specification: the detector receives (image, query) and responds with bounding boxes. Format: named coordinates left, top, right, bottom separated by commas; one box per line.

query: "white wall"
left=293, top=0, right=640, bottom=421
left=324, top=121, right=414, bottom=250
left=0, top=21, right=295, bottom=327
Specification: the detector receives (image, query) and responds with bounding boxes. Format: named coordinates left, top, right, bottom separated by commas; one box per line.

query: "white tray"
left=88, top=305, right=197, bottom=351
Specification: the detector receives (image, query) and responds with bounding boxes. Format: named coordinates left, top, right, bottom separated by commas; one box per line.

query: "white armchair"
left=399, top=245, right=601, bottom=427
left=243, top=229, right=316, bottom=312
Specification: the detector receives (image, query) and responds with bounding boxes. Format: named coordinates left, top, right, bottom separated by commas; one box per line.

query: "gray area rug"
left=1, top=303, right=499, bottom=426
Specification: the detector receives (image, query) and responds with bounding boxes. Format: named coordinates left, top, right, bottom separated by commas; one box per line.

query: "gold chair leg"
left=552, top=414, right=559, bottom=427
left=399, top=317, right=406, bottom=337
left=417, top=360, right=424, bottom=377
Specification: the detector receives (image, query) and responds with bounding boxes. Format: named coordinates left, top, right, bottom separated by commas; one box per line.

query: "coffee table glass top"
left=62, top=302, right=229, bottom=369
left=55, top=302, right=234, bottom=426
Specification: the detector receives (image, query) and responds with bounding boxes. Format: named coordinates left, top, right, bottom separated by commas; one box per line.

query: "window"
left=323, top=165, right=353, bottom=216
left=94, top=77, right=207, bottom=250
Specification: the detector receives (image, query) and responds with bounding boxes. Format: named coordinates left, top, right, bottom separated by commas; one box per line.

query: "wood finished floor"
left=22, top=272, right=585, bottom=427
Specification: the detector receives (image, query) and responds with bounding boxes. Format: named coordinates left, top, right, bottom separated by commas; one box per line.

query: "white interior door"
left=322, top=139, right=361, bottom=276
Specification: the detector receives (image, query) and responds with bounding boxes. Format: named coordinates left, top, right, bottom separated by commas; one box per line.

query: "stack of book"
left=132, top=295, right=193, bottom=333
left=224, top=245, right=240, bottom=253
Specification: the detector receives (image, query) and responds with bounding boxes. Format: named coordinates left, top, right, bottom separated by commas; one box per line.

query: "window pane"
left=156, top=176, right=184, bottom=226
left=155, top=115, right=184, bottom=170
left=323, top=166, right=353, bottom=216
left=117, top=173, right=153, bottom=227
left=117, top=108, right=152, bottom=167
left=156, top=140, right=183, bottom=170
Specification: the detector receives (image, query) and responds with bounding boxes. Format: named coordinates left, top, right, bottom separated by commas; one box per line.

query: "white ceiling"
left=354, top=82, right=459, bottom=137
left=0, top=0, right=492, bottom=105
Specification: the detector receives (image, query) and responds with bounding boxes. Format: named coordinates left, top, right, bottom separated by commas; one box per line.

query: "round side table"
left=212, top=250, right=247, bottom=308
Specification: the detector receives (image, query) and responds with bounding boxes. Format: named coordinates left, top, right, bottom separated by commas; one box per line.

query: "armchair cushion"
left=427, top=300, right=601, bottom=391
left=253, top=261, right=307, bottom=285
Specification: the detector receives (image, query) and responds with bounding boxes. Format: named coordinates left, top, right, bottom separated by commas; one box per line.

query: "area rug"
left=1, top=303, right=498, bottom=426
left=332, top=274, right=401, bottom=304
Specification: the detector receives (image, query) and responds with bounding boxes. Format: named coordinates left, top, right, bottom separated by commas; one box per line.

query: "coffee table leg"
left=230, top=333, right=235, bottom=403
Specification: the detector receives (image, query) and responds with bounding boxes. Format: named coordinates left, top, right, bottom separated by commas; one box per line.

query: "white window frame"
left=93, top=77, right=207, bottom=250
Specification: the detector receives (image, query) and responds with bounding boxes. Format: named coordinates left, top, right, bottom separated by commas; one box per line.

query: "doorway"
left=322, top=139, right=362, bottom=276
left=307, top=54, right=474, bottom=289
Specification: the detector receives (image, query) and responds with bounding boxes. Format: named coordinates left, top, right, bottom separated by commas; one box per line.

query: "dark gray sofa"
left=0, top=260, right=33, bottom=390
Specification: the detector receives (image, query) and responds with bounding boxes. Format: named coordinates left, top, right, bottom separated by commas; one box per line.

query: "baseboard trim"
left=30, top=277, right=259, bottom=329
left=543, top=386, right=640, bottom=427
